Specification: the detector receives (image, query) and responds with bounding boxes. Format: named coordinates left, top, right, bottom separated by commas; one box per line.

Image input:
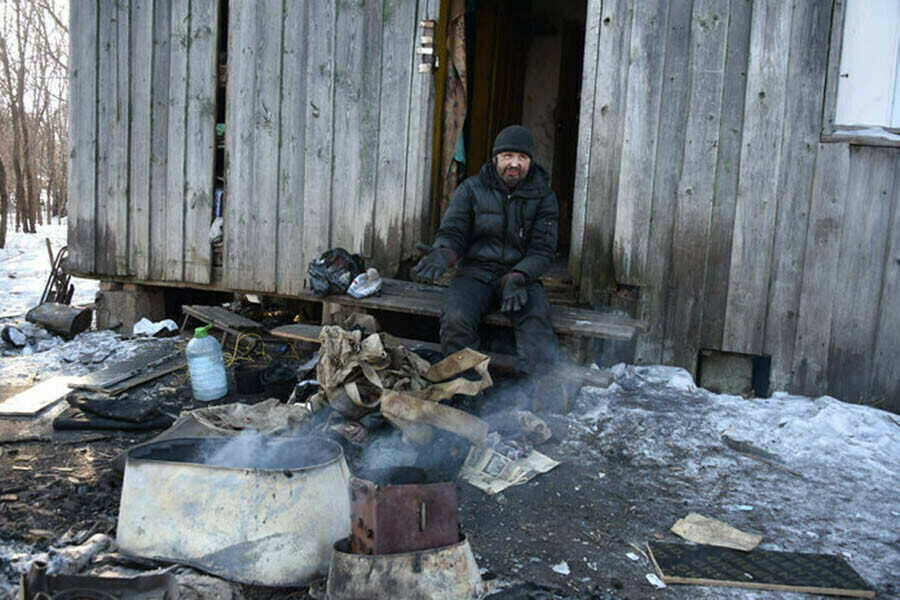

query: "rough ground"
left=2, top=344, right=898, bottom=599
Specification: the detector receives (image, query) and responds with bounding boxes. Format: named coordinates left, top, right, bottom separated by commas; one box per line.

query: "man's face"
left=494, top=152, right=531, bottom=187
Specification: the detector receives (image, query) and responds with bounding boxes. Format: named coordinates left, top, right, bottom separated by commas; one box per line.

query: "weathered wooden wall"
left=68, top=0, right=437, bottom=292
left=572, top=0, right=900, bottom=410
left=223, top=0, right=438, bottom=295
left=68, top=0, right=218, bottom=284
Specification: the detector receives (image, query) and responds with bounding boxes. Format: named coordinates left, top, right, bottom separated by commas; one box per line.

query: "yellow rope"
left=223, top=332, right=271, bottom=367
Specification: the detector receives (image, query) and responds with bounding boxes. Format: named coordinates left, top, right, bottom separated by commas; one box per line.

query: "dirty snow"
left=0, top=218, right=98, bottom=318
left=1, top=225, right=899, bottom=598
left=571, top=363, right=900, bottom=598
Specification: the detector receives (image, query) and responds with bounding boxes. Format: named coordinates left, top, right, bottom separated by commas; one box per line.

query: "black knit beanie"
left=492, top=125, right=534, bottom=159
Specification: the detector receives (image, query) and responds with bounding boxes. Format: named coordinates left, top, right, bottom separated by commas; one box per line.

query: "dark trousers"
left=440, top=274, right=559, bottom=375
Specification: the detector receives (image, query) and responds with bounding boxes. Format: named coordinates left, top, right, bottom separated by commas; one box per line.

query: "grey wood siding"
left=574, top=0, right=900, bottom=410
left=223, top=0, right=437, bottom=294
left=67, top=0, right=217, bottom=284
left=68, top=0, right=436, bottom=292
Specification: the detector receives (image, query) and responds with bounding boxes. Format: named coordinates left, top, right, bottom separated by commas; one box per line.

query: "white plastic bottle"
left=185, top=324, right=228, bottom=401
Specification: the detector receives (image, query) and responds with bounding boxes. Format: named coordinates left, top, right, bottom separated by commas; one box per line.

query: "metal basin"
left=326, top=535, right=484, bottom=600
left=116, top=435, right=351, bottom=586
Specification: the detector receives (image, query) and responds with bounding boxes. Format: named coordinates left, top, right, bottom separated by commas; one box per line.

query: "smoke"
left=200, top=430, right=335, bottom=470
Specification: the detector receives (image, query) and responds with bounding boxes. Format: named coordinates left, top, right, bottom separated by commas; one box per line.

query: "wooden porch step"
left=291, top=278, right=648, bottom=341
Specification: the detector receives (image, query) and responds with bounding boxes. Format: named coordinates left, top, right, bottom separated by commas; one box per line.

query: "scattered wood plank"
left=0, top=376, right=82, bottom=417
left=182, top=305, right=264, bottom=332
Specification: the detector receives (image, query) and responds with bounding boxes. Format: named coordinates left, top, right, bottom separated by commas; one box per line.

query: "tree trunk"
left=0, top=158, right=8, bottom=248
left=21, top=106, right=39, bottom=230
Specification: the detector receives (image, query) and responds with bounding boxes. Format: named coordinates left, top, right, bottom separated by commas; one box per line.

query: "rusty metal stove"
left=349, top=466, right=458, bottom=555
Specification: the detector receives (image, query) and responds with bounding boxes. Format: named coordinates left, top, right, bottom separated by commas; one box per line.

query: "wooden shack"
left=67, top=0, right=900, bottom=411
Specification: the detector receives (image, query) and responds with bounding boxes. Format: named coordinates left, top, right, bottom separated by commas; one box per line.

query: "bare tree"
left=0, top=0, right=68, bottom=234
left=0, top=156, right=8, bottom=248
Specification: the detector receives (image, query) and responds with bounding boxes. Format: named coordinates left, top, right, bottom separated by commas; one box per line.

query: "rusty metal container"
left=116, top=436, right=351, bottom=586
left=326, top=535, right=485, bottom=600
left=349, top=467, right=458, bottom=554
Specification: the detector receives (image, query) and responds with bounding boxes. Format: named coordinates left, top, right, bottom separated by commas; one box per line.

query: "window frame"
left=821, top=0, right=900, bottom=147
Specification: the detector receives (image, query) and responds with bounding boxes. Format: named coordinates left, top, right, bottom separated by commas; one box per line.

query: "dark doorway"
left=446, top=0, right=587, bottom=260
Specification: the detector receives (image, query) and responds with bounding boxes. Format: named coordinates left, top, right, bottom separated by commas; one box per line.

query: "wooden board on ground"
left=647, top=542, right=875, bottom=598
left=0, top=376, right=82, bottom=416
left=182, top=305, right=265, bottom=332
left=73, top=343, right=185, bottom=395
left=291, top=278, right=648, bottom=341
left=271, top=324, right=612, bottom=388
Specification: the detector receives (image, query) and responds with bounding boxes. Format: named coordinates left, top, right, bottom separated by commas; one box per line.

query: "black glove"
left=413, top=244, right=453, bottom=281
left=501, top=272, right=528, bottom=312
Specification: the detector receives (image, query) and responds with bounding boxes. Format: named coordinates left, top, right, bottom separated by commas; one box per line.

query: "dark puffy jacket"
left=434, top=160, right=558, bottom=284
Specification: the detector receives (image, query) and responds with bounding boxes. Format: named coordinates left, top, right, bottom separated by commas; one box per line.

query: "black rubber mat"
left=648, top=541, right=875, bottom=598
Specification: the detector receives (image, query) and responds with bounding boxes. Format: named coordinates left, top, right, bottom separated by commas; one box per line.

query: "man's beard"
left=500, top=166, right=524, bottom=187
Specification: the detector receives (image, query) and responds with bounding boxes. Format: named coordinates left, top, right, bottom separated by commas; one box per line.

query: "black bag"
left=308, top=248, right=365, bottom=296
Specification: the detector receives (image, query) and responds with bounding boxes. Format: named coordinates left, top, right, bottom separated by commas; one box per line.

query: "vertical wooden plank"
left=869, top=158, right=900, bottom=412
left=372, top=0, right=417, bottom=274
left=400, top=0, right=438, bottom=262
left=661, top=0, right=729, bottom=372
left=762, top=0, right=832, bottom=391
left=302, top=0, right=336, bottom=282
left=632, top=0, right=693, bottom=365
left=129, top=0, right=153, bottom=281
left=826, top=147, right=896, bottom=403
left=148, top=0, right=171, bottom=280
left=224, top=0, right=253, bottom=289
left=611, top=1, right=670, bottom=285
left=108, top=0, right=131, bottom=275
left=331, top=0, right=383, bottom=258
left=67, top=0, right=98, bottom=273
left=225, top=0, right=282, bottom=292
left=183, top=0, right=217, bottom=284
left=790, top=143, right=849, bottom=396
left=579, top=0, right=633, bottom=303
left=95, top=0, right=114, bottom=274
left=164, top=0, right=189, bottom=280
left=276, top=0, right=311, bottom=295
left=569, top=0, right=602, bottom=287
left=722, top=0, right=793, bottom=354
left=699, top=0, right=752, bottom=351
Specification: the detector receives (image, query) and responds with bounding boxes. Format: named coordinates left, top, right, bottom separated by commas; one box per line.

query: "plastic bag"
left=308, top=248, right=365, bottom=296
left=347, top=267, right=383, bottom=299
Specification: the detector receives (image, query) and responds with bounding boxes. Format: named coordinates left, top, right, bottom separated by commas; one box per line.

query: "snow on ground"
left=0, top=218, right=98, bottom=318
left=571, top=364, right=900, bottom=598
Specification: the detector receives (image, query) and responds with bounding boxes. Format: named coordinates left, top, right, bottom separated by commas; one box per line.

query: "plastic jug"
left=186, top=324, right=228, bottom=401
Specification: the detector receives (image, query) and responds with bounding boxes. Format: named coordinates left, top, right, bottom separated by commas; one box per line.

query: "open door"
left=434, top=0, right=587, bottom=272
